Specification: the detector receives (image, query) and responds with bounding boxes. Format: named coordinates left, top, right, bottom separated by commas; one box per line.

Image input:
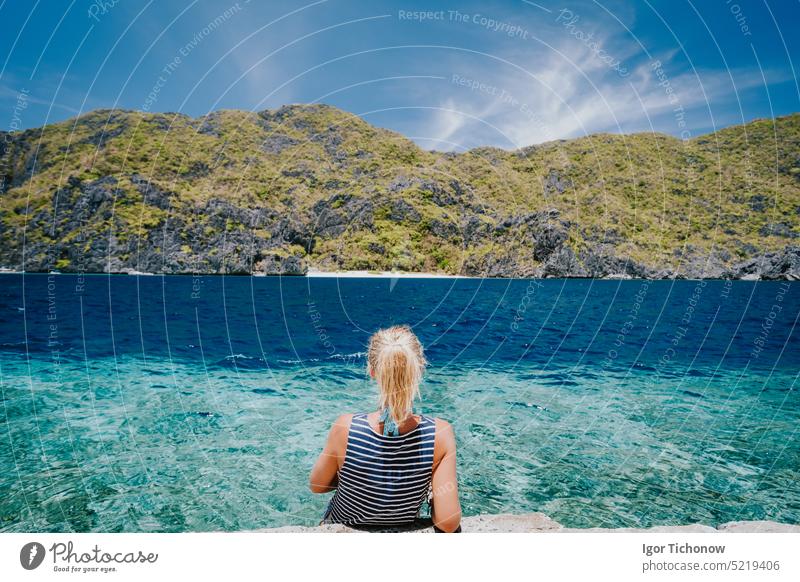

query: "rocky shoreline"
left=2, top=243, right=800, bottom=281
left=257, top=513, right=800, bottom=533
left=3, top=195, right=800, bottom=279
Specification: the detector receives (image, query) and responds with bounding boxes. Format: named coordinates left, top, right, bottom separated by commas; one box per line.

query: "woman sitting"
left=309, top=325, right=461, bottom=532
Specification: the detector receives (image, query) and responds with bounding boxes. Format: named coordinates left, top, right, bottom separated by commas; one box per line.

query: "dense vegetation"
left=0, top=105, right=798, bottom=278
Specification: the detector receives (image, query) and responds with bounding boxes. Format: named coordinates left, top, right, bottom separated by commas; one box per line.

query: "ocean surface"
left=0, top=273, right=797, bottom=532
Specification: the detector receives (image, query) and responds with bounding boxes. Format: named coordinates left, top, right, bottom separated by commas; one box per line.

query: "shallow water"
left=0, top=274, right=797, bottom=531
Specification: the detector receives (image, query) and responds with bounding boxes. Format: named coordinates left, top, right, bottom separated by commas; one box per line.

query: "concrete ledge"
left=716, top=520, right=800, bottom=533
left=254, top=513, right=800, bottom=533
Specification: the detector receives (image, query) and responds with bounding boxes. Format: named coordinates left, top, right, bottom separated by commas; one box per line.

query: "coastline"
left=0, top=269, right=796, bottom=281
left=305, top=268, right=470, bottom=279
left=256, top=513, right=800, bottom=533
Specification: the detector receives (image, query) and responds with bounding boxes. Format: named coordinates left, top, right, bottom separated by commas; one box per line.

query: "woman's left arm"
left=309, top=414, right=351, bottom=493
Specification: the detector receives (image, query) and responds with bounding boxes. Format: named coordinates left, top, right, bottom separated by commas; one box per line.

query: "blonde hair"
left=367, top=325, right=427, bottom=426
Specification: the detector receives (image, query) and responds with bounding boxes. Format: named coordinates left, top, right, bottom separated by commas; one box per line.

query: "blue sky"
left=1, top=0, right=798, bottom=150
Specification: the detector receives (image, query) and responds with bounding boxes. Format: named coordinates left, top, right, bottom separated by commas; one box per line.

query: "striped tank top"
left=324, top=412, right=436, bottom=526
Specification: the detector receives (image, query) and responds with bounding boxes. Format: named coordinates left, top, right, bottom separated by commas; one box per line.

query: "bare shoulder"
left=434, top=417, right=453, bottom=431
left=333, top=413, right=354, bottom=427
left=431, top=418, right=456, bottom=468
left=331, top=413, right=353, bottom=436
left=433, top=417, right=456, bottom=449
left=326, top=413, right=353, bottom=455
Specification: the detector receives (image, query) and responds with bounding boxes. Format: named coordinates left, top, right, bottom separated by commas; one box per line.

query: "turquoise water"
left=0, top=274, right=798, bottom=531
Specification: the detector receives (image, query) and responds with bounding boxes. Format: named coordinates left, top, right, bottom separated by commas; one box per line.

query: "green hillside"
left=1, top=105, right=798, bottom=278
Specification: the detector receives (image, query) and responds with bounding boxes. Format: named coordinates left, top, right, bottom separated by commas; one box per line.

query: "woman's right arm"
left=309, top=414, right=350, bottom=494
left=431, top=419, right=461, bottom=532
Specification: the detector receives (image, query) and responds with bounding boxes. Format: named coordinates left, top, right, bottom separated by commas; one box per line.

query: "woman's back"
left=310, top=325, right=461, bottom=532
left=324, top=413, right=436, bottom=526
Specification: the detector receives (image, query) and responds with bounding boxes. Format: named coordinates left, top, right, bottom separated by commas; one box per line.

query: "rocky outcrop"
left=254, top=253, right=307, bottom=275
left=578, top=245, right=650, bottom=278
left=542, top=169, right=573, bottom=196
left=726, top=245, right=800, bottom=280
left=255, top=513, right=800, bottom=533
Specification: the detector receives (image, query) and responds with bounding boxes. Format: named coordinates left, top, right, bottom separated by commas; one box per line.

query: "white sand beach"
left=306, top=269, right=470, bottom=279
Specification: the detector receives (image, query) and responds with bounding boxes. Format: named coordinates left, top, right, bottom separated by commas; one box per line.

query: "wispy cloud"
left=421, top=24, right=788, bottom=150
left=0, top=81, right=82, bottom=117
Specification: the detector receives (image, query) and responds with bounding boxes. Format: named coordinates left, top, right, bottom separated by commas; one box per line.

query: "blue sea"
left=0, top=274, right=797, bottom=532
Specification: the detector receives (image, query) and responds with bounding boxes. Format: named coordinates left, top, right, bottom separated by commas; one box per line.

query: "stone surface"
left=252, top=513, right=798, bottom=533
left=456, top=512, right=562, bottom=533
left=561, top=524, right=717, bottom=533
left=717, top=520, right=800, bottom=533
